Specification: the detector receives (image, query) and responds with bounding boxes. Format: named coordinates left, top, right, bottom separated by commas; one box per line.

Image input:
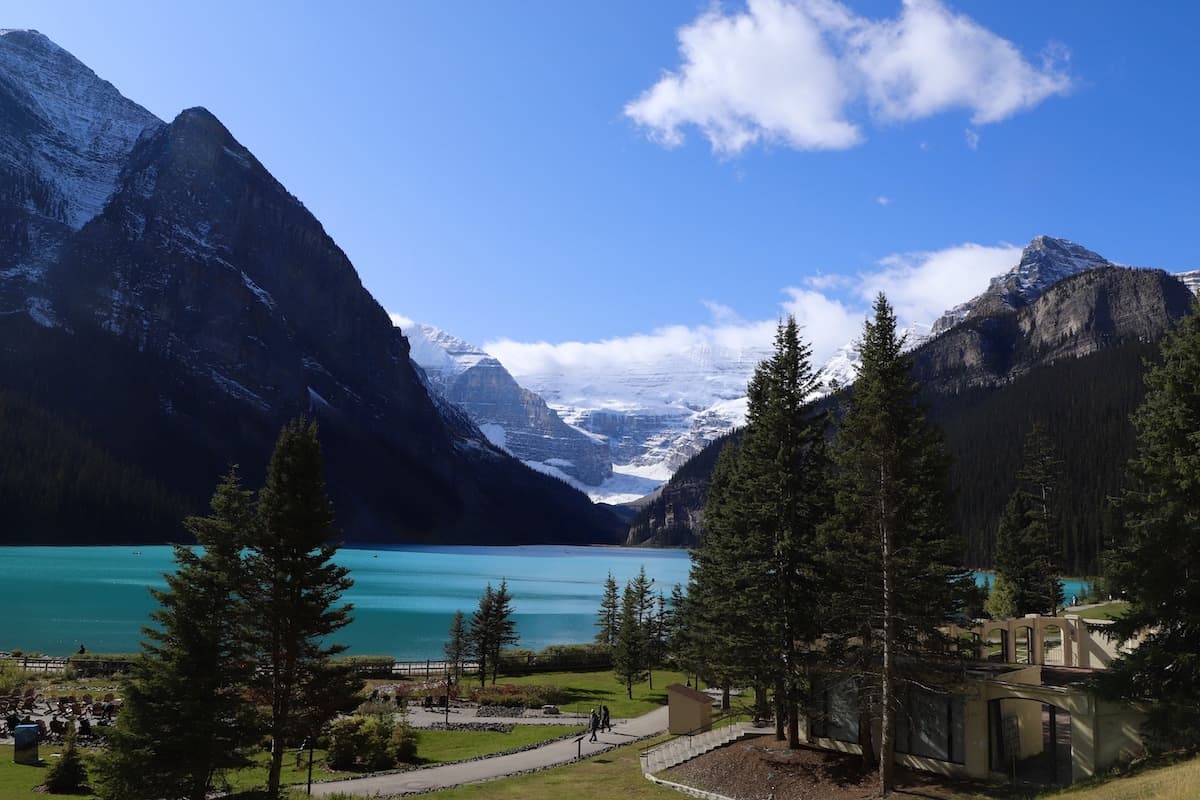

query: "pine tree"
left=822, top=295, right=971, bottom=795
left=44, top=724, right=88, bottom=794
left=489, top=580, right=519, bottom=685
left=595, top=572, right=620, bottom=648
left=469, top=584, right=496, bottom=687
left=993, top=425, right=1063, bottom=616
left=444, top=610, right=468, bottom=679
left=1101, top=302, right=1200, bottom=749
left=243, top=419, right=358, bottom=798
left=93, top=469, right=258, bottom=800
left=688, top=317, right=831, bottom=744
left=612, top=581, right=648, bottom=698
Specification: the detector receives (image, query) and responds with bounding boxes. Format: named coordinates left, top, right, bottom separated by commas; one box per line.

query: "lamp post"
left=299, top=735, right=314, bottom=795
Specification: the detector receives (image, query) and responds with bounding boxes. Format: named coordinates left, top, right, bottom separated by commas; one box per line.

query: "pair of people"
left=587, top=705, right=612, bottom=741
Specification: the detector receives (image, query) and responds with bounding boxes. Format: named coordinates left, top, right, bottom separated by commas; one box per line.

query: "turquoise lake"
left=0, top=545, right=692, bottom=660
left=0, top=546, right=1092, bottom=660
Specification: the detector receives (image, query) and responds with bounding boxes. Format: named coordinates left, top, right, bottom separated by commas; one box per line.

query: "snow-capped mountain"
left=0, top=29, right=162, bottom=326
left=402, top=322, right=612, bottom=486
left=1176, top=269, right=1200, bottom=296
left=502, top=342, right=771, bottom=502
left=0, top=31, right=622, bottom=546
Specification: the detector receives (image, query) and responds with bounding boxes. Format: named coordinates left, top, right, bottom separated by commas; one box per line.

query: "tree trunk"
left=774, top=679, right=786, bottom=741
left=879, top=465, right=896, bottom=797
left=721, top=684, right=730, bottom=712
left=788, top=697, right=800, bottom=749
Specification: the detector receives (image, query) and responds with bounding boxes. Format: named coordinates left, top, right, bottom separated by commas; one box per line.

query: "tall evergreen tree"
left=444, top=610, right=468, bottom=679
left=243, top=419, right=358, bottom=798
left=612, top=581, right=649, bottom=698
left=469, top=584, right=497, bottom=687
left=595, top=572, right=621, bottom=648
left=630, top=567, right=657, bottom=688
left=469, top=580, right=519, bottom=686
left=94, top=469, right=258, bottom=800
left=993, top=425, right=1063, bottom=616
left=688, top=316, right=831, bottom=744
left=1101, top=303, right=1200, bottom=749
left=822, top=295, right=970, bottom=796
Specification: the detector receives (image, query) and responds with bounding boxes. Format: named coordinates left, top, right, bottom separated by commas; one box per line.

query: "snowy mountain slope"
left=0, top=29, right=162, bottom=326
left=1175, top=269, right=1200, bottom=295
left=402, top=322, right=612, bottom=485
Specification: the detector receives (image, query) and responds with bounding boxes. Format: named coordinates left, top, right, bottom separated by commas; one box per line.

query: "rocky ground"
left=662, top=738, right=1000, bottom=800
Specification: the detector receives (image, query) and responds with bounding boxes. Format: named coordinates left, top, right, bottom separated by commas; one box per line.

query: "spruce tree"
left=994, top=425, right=1063, bottom=616
left=489, top=579, right=519, bottom=684
left=612, top=581, right=648, bottom=698
left=444, top=610, right=468, bottom=679
left=1101, top=302, right=1200, bottom=749
left=595, top=572, right=620, bottom=648
left=243, top=419, right=358, bottom=798
left=94, top=469, right=258, bottom=800
left=688, top=317, right=830, bottom=744
left=822, top=295, right=970, bottom=795
left=470, top=584, right=496, bottom=687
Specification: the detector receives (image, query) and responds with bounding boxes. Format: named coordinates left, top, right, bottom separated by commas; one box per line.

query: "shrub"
left=327, top=711, right=413, bottom=772
left=44, top=726, right=88, bottom=793
left=389, top=711, right=419, bottom=764
left=0, top=659, right=28, bottom=694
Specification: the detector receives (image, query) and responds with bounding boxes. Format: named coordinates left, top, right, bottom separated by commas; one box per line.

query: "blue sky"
left=6, top=1, right=1199, bottom=374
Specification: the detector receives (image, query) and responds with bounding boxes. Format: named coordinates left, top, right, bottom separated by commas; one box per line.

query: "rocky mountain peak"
left=930, top=235, right=1113, bottom=336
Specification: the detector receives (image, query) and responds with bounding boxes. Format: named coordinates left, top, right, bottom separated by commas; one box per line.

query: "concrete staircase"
left=640, top=722, right=766, bottom=775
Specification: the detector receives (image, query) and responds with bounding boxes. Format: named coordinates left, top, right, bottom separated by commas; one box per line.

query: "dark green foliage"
left=444, top=610, right=469, bottom=679
left=612, top=581, right=649, bottom=698
left=469, top=580, right=519, bottom=687
left=44, top=725, right=88, bottom=793
left=594, top=572, right=620, bottom=648
left=467, top=684, right=565, bottom=708
left=0, top=387, right=192, bottom=544
left=1100, top=303, right=1200, bottom=750
left=822, top=295, right=971, bottom=794
left=992, top=427, right=1064, bottom=617
left=935, top=340, right=1160, bottom=572
left=243, top=418, right=359, bottom=797
left=686, top=318, right=832, bottom=742
left=93, top=469, right=259, bottom=800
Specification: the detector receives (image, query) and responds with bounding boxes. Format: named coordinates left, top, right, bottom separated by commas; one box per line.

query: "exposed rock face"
left=914, top=267, right=1195, bottom=392
left=406, top=323, right=612, bottom=486
left=0, top=32, right=622, bottom=545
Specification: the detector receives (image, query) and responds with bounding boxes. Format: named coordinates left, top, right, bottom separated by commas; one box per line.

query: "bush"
left=327, top=709, right=417, bottom=772
left=0, top=659, right=29, bottom=694
left=389, top=712, right=419, bottom=764
left=44, top=726, right=88, bottom=793
left=496, top=643, right=611, bottom=674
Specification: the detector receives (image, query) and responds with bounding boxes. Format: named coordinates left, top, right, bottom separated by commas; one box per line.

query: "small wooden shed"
left=667, top=683, right=714, bottom=735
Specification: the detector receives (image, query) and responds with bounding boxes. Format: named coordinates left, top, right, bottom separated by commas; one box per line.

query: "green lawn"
left=415, top=724, right=582, bottom=764
left=492, top=669, right=689, bottom=718
left=1075, top=601, right=1129, bottom=621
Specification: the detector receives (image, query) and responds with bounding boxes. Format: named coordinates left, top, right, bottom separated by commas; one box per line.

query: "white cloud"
left=853, top=242, right=1021, bottom=325
left=389, top=312, right=414, bottom=329
left=626, top=0, right=1072, bottom=155
left=964, top=127, right=980, bottom=149
left=876, top=195, right=892, bottom=206
left=702, top=299, right=741, bottom=324
left=485, top=241, right=1022, bottom=393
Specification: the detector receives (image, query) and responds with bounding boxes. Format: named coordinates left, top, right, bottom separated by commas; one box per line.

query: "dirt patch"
left=661, top=737, right=1004, bottom=800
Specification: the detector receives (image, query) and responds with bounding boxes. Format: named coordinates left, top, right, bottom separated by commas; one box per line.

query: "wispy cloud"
left=626, top=0, right=1072, bottom=155
left=876, top=195, right=892, bottom=206
left=965, top=128, right=980, bottom=149
left=484, top=241, right=1022, bottom=385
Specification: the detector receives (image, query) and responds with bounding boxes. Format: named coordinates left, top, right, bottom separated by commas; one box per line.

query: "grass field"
left=493, top=669, right=689, bottom=718
left=1075, top=602, right=1129, bottom=621
left=414, top=724, right=582, bottom=764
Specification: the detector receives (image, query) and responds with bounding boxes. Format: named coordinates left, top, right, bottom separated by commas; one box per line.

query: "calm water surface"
left=0, top=545, right=691, bottom=659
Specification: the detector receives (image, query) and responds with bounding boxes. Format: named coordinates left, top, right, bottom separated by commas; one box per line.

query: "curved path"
left=309, top=706, right=669, bottom=796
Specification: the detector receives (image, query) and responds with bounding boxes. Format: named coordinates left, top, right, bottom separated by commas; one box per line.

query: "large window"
left=810, top=676, right=859, bottom=743
left=896, top=685, right=965, bottom=764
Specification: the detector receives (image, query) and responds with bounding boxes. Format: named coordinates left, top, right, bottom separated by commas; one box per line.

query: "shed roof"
left=667, top=683, right=713, bottom=705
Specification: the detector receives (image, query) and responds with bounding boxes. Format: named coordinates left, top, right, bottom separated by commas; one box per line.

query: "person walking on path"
left=588, top=708, right=600, bottom=742
left=601, top=704, right=611, bottom=733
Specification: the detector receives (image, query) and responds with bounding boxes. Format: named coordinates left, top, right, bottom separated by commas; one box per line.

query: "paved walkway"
left=310, top=706, right=669, bottom=796
left=403, top=707, right=589, bottom=727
